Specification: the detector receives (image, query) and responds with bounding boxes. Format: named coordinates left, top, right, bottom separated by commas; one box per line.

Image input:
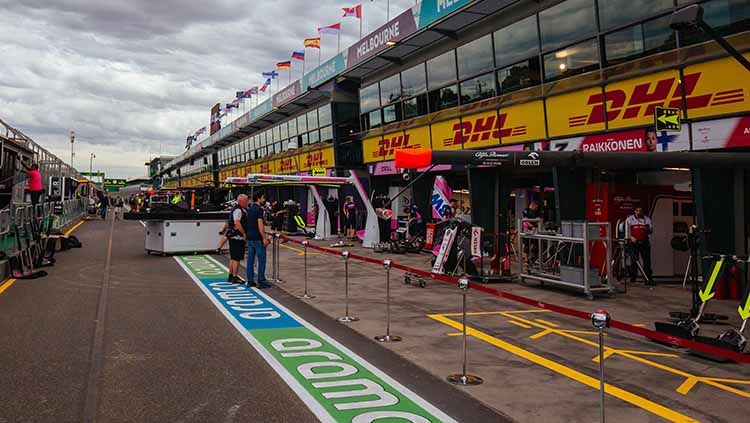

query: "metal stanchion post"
left=298, top=240, right=315, bottom=299
left=375, top=259, right=401, bottom=342
left=270, top=233, right=277, bottom=283
left=448, top=278, right=483, bottom=386
left=592, top=309, right=611, bottom=423
left=337, top=251, right=359, bottom=323
left=273, top=232, right=284, bottom=284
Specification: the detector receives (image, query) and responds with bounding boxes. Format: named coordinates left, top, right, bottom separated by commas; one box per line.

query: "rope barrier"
left=278, top=234, right=750, bottom=364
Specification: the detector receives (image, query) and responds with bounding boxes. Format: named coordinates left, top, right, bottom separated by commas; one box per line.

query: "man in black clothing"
left=246, top=192, right=270, bottom=288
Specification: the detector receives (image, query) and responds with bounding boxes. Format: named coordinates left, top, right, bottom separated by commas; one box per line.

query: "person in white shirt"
left=625, top=207, right=654, bottom=286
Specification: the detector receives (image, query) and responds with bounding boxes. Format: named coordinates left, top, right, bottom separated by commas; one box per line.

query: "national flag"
left=248, top=86, right=259, bottom=95
left=195, top=127, right=207, bottom=136
left=276, top=61, right=291, bottom=70
left=260, top=78, right=271, bottom=92
left=304, top=37, right=321, bottom=49
left=292, top=51, right=305, bottom=60
left=342, top=4, right=362, bottom=18
left=317, top=22, right=341, bottom=35
left=262, top=70, right=279, bottom=79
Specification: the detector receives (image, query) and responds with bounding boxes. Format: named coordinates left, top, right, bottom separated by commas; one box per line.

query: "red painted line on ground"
left=281, top=235, right=750, bottom=363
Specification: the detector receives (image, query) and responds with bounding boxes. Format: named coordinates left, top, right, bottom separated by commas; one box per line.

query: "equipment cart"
left=518, top=220, right=613, bottom=299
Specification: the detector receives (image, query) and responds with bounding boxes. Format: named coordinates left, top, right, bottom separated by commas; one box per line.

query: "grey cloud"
left=0, top=0, right=419, bottom=178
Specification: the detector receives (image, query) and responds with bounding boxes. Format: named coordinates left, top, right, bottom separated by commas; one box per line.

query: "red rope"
left=281, top=235, right=750, bottom=363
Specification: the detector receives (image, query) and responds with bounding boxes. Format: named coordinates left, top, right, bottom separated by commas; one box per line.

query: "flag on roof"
left=248, top=86, right=259, bottom=95
left=262, top=70, right=279, bottom=79
left=276, top=61, right=291, bottom=70
left=304, top=37, right=321, bottom=49
left=317, top=22, right=341, bottom=35
left=342, top=4, right=362, bottom=18
left=260, top=78, right=272, bottom=92
left=292, top=51, right=305, bottom=60
left=195, top=127, right=207, bottom=136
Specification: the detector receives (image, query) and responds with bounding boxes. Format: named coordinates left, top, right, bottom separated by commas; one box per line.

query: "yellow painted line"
left=534, top=319, right=560, bottom=327
left=428, top=314, right=699, bottom=423
left=529, top=329, right=555, bottom=340
left=280, top=243, right=321, bottom=256
left=0, top=278, right=16, bottom=295
left=504, top=309, right=552, bottom=315
left=65, top=220, right=85, bottom=236
left=447, top=332, right=463, bottom=336
left=507, top=320, right=532, bottom=329
left=502, top=311, right=748, bottom=398
left=676, top=377, right=700, bottom=395
left=438, top=311, right=505, bottom=317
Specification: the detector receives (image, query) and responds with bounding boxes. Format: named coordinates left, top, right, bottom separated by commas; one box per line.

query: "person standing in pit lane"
left=246, top=191, right=270, bottom=288
left=626, top=207, right=654, bottom=286
left=343, top=196, right=357, bottom=240
left=227, top=194, right=249, bottom=284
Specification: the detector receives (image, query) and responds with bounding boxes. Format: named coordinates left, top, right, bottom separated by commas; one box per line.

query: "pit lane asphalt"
left=0, top=217, right=507, bottom=423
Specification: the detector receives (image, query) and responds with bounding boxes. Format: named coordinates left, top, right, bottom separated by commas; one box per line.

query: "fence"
left=0, top=198, right=88, bottom=257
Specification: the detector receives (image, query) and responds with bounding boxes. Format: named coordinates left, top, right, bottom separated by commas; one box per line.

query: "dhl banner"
left=447, top=110, right=498, bottom=150
left=236, top=146, right=336, bottom=175
left=299, top=146, right=335, bottom=171
left=431, top=119, right=463, bottom=151
left=547, top=87, right=605, bottom=137
left=501, top=100, right=545, bottom=144
left=683, top=55, right=750, bottom=119
left=363, top=126, right=429, bottom=163
left=601, top=70, right=681, bottom=130
left=547, top=56, right=749, bottom=136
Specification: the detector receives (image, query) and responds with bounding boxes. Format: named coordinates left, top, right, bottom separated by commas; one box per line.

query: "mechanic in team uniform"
left=626, top=207, right=654, bottom=286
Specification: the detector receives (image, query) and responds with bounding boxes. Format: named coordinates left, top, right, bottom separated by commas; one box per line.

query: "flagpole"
left=288, top=68, right=291, bottom=85
left=318, top=48, right=321, bottom=67
left=302, top=54, right=306, bottom=77
left=337, top=30, right=340, bottom=52
left=359, top=9, right=362, bottom=39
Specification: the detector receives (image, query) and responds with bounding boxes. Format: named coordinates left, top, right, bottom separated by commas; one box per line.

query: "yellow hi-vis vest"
left=171, top=195, right=180, bottom=205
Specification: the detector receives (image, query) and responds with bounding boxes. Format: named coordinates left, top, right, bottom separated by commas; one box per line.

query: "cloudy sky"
left=0, top=0, right=415, bottom=178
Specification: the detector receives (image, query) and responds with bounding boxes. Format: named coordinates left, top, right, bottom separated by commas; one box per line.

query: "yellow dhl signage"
left=549, top=55, right=749, bottom=136
left=361, top=55, right=749, bottom=162
left=241, top=146, right=336, bottom=175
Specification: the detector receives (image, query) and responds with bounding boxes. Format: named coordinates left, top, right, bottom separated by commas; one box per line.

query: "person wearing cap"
left=626, top=207, right=654, bottom=286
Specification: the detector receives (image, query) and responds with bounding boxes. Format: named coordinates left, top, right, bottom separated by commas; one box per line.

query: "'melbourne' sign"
left=347, top=9, right=417, bottom=67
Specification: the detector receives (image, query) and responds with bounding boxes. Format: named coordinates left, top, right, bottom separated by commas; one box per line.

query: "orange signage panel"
left=500, top=100, right=546, bottom=144
left=546, top=87, right=605, bottom=137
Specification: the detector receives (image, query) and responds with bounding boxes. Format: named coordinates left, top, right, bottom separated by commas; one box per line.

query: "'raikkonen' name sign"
left=347, top=9, right=417, bottom=67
